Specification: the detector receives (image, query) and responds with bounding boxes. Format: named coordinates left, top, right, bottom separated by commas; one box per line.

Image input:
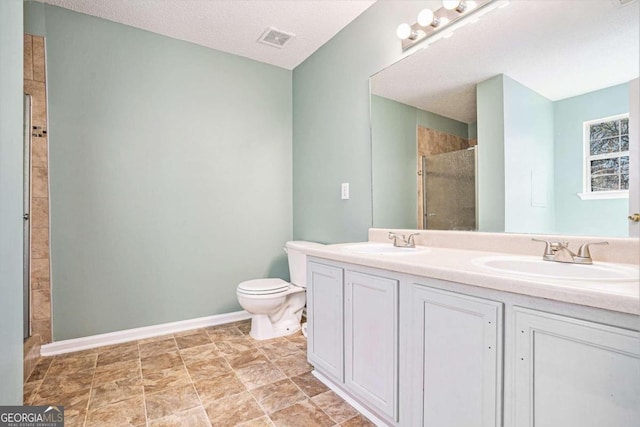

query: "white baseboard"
left=41, top=310, right=251, bottom=356
left=311, top=370, right=389, bottom=427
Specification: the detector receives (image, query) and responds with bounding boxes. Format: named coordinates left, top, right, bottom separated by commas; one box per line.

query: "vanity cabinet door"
left=514, top=307, right=640, bottom=427
left=410, top=284, right=502, bottom=427
left=307, top=261, right=344, bottom=382
left=344, top=271, right=398, bottom=422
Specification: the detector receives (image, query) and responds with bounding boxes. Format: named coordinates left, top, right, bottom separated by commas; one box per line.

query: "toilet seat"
left=237, top=278, right=290, bottom=296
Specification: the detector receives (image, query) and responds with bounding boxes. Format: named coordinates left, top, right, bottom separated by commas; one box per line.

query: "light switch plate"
left=341, top=183, right=350, bottom=200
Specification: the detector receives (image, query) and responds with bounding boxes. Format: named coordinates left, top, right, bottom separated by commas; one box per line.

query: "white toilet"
left=236, top=241, right=321, bottom=340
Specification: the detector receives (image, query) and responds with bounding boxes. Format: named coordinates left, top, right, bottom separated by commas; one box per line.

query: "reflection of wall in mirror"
left=477, top=74, right=630, bottom=237
left=371, top=95, right=477, bottom=230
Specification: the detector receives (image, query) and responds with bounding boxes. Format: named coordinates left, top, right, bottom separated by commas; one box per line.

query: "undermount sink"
left=342, top=242, right=430, bottom=255
left=472, top=255, right=639, bottom=282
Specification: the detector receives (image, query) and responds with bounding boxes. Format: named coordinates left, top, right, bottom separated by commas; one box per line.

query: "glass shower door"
left=422, top=148, right=476, bottom=230
left=24, top=94, right=31, bottom=339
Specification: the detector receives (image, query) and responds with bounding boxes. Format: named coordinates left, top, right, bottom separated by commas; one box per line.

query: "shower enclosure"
left=24, top=94, right=31, bottom=339
left=422, top=147, right=476, bottom=230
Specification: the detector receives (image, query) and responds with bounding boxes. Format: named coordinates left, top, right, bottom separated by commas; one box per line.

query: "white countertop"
left=303, top=243, right=640, bottom=315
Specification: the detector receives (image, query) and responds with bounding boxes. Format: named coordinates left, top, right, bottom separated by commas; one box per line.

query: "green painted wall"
left=26, top=4, right=293, bottom=340
left=476, top=75, right=506, bottom=232
left=0, top=0, right=24, bottom=404
left=371, top=95, right=417, bottom=229
left=292, top=1, right=424, bottom=243
left=554, top=83, right=629, bottom=237
left=503, top=75, right=555, bottom=234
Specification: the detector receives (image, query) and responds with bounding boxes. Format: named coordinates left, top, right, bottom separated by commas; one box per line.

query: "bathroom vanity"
left=303, top=232, right=640, bottom=427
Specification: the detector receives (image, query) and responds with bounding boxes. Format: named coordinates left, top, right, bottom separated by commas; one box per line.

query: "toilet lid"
left=237, top=278, right=289, bottom=295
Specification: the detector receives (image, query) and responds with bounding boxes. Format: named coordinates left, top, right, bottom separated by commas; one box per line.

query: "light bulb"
left=417, top=9, right=435, bottom=26
left=442, top=0, right=461, bottom=10
left=396, top=23, right=412, bottom=40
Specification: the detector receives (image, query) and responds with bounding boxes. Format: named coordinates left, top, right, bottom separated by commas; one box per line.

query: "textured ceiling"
left=371, top=0, right=640, bottom=124
left=38, top=0, right=376, bottom=70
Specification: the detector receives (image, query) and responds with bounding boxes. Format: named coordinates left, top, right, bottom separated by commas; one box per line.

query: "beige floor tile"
left=85, top=395, right=146, bottom=427
left=290, top=372, right=329, bottom=398
left=26, top=357, right=53, bottom=382
left=204, top=391, right=264, bottom=427
left=272, top=354, right=313, bottom=377
left=138, top=334, right=175, bottom=344
left=194, top=372, right=245, bottom=403
left=311, top=391, right=359, bottom=424
left=260, top=341, right=305, bottom=361
left=252, top=336, right=290, bottom=348
left=63, top=411, right=87, bottom=427
left=145, top=383, right=200, bottom=420
left=47, top=353, right=97, bottom=377
left=179, top=343, right=221, bottom=365
left=340, top=414, right=376, bottom=427
left=32, top=387, right=90, bottom=418
left=89, top=377, right=143, bottom=410
left=225, top=348, right=267, bottom=370
left=206, top=325, right=244, bottom=341
left=38, top=369, right=94, bottom=397
left=23, top=381, right=41, bottom=405
left=148, top=406, right=211, bottom=427
left=215, top=337, right=256, bottom=355
left=250, top=379, right=306, bottom=414
left=139, top=338, right=178, bottom=358
left=239, top=415, right=275, bottom=426
left=141, top=350, right=183, bottom=375
left=143, top=365, right=192, bottom=394
left=269, top=399, right=334, bottom=427
left=175, top=331, right=212, bottom=349
left=235, top=359, right=287, bottom=390
left=185, top=357, right=232, bottom=382
left=174, top=328, right=208, bottom=337
left=93, top=359, right=141, bottom=385
left=286, top=335, right=307, bottom=352
left=97, top=342, right=139, bottom=367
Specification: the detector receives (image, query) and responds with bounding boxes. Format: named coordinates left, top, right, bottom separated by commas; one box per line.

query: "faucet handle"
left=406, top=233, right=419, bottom=247
left=576, top=241, right=609, bottom=259
left=532, top=238, right=554, bottom=256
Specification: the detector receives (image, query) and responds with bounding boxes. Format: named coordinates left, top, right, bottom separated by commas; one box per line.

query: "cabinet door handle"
left=629, top=213, right=640, bottom=223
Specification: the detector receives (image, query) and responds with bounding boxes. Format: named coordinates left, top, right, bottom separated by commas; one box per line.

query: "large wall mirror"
left=370, top=0, right=639, bottom=237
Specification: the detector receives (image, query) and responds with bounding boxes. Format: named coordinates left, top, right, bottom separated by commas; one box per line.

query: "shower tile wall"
left=417, top=126, right=476, bottom=229
left=24, top=34, right=52, bottom=346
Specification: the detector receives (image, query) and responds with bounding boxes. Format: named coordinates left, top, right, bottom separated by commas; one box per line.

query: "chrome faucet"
left=532, top=238, right=608, bottom=265
left=388, top=232, right=419, bottom=248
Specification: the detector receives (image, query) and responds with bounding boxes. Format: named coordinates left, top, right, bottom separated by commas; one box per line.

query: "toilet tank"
left=285, top=241, right=323, bottom=287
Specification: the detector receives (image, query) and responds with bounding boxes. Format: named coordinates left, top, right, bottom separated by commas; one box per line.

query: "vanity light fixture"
left=398, top=0, right=507, bottom=51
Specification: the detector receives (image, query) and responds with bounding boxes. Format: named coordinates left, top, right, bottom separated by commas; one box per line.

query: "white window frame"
left=578, top=113, right=630, bottom=200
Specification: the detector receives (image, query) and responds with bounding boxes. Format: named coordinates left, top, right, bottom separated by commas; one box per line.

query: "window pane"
left=590, top=121, right=619, bottom=140
left=621, top=135, right=629, bottom=151
left=590, top=137, right=620, bottom=155
left=591, top=175, right=619, bottom=191
left=591, top=158, right=619, bottom=176
left=621, top=118, right=628, bottom=135
left=621, top=174, right=629, bottom=190
left=621, top=156, right=629, bottom=174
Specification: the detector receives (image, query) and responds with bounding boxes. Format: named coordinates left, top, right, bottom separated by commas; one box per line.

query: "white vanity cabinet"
left=307, top=260, right=399, bottom=424
left=307, top=261, right=344, bottom=382
left=306, top=256, right=640, bottom=427
left=513, top=307, right=640, bottom=427
left=345, top=270, right=398, bottom=421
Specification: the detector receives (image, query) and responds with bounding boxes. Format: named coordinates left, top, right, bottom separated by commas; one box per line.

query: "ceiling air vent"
left=258, top=27, right=295, bottom=49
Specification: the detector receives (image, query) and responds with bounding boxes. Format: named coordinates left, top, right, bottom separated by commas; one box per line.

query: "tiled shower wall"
left=417, top=126, right=477, bottom=229
left=24, top=34, right=52, bottom=346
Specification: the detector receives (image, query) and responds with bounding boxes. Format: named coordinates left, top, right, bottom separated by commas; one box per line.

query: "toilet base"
left=249, top=314, right=302, bottom=340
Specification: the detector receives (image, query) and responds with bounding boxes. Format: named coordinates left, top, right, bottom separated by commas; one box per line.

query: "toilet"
left=236, top=241, right=322, bottom=340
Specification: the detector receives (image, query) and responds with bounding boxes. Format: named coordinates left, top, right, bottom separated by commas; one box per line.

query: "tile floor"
left=24, top=320, right=375, bottom=427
